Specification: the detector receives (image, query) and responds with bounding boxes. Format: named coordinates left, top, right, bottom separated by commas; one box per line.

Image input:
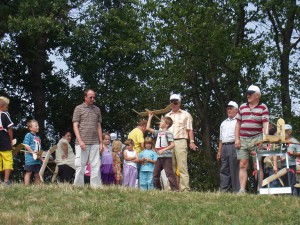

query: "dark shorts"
left=24, top=164, right=41, bottom=173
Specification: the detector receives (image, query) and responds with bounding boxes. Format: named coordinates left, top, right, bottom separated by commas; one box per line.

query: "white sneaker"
left=237, top=189, right=246, bottom=195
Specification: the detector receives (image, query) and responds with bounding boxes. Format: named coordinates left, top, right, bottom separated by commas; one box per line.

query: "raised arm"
left=146, top=113, right=155, bottom=133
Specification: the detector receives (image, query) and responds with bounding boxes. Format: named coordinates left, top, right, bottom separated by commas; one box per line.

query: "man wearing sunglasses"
left=73, top=89, right=103, bottom=188
left=235, top=85, right=269, bottom=194
left=166, top=93, right=198, bottom=191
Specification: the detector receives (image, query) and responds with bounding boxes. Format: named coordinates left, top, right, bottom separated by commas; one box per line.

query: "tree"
left=144, top=0, right=267, bottom=189
left=67, top=0, right=156, bottom=136
left=261, top=0, right=300, bottom=121
left=1, top=0, right=82, bottom=142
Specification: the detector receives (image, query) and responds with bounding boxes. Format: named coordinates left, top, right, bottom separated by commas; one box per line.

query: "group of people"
left=71, top=90, right=197, bottom=191
left=1, top=85, right=299, bottom=194
left=217, top=85, right=300, bottom=195
left=0, top=89, right=198, bottom=192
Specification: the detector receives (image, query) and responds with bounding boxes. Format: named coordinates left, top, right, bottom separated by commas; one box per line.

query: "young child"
left=147, top=113, right=178, bottom=191
left=122, top=139, right=139, bottom=188
left=139, top=137, right=157, bottom=190
left=23, top=120, right=42, bottom=185
left=100, top=133, right=114, bottom=185
left=112, top=139, right=123, bottom=185
left=0, top=96, right=14, bottom=185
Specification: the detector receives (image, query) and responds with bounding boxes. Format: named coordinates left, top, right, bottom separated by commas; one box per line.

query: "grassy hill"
left=0, top=184, right=299, bottom=225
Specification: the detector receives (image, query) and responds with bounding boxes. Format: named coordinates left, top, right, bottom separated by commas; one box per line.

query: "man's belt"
left=222, top=142, right=235, bottom=145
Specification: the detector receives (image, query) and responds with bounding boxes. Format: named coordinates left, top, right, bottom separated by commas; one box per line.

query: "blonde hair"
left=144, top=137, right=154, bottom=149
left=27, top=119, right=38, bottom=129
left=0, top=96, right=9, bottom=106
left=112, top=140, right=122, bottom=153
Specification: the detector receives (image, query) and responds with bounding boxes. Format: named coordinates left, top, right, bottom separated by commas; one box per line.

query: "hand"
left=62, top=154, right=67, bottom=159
left=235, top=139, right=241, bottom=149
left=33, top=153, right=38, bottom=160
left=287, top=151, right=295, bottom=157
left=157, top=150, right=163, bottom=155
left=189, top=142, right=198, bottom=151
left=148, top=113, right=153, bottom=118
left=217, top=152, right=221, bottom=161
left=79, top=140, right=86, bottom=151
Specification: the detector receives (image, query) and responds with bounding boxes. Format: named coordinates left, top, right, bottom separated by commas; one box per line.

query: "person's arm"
left=97, top=122, right=103, bottom=152
left=146, top=113, right=155, bottom=133
left=235, top=120, right=241, bottom=149
left=73, top=122, right=86, bottom=151
left=157, top=141, right=175, bottom=155
left=124, top=151, right=137, bottom=161
left=61, top=141, right=69, bottom=159
left=188, top=129, right=198, bottom=151
left=23, top=135, right=34, bottom=154
left=217, top=140, right=222, bottom=161
left=262, top=121, right=269, bottom=135
left=144, top=157, right=156, bottom=164
left=139, top=142, right=144, bottom=151
left=132, top=152, right=140, bottom=163
left=8, top=127, right=13, bottom=146
left=24, top=144, right=34, bottom=154
left=138, top=153, right=145, bottom=164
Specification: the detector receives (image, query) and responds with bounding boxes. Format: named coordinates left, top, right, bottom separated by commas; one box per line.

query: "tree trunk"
left=190, top=70, right=218, bottom=187
left=280, top=52, right=292, bottom=120
left=28, top=35, right=47, bottom=139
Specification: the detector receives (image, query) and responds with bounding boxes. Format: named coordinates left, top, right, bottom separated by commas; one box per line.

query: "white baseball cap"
left=110, top=133, right=117, bottom=141
left=247, top=85, right=261, bottom=94
left=227, top=101, right=238, bottom=109
left=170, top=93, right=181, bottom=101
left=285, top=124, right=292, bottom=130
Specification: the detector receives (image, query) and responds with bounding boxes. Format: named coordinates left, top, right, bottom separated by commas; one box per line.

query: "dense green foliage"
left=1, top=0, right=300, bottom=190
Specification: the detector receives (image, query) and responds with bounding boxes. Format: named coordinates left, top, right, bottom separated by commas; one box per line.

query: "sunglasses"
left=170, top=100, right=179, bottom=105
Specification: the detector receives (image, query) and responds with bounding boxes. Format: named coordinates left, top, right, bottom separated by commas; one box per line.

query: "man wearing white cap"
left=166, top=93, right=198, bottom=191
left=217, top=101, right=240, bottom=192
left=283, top=124, right=300, bottom=195
left=235, top=85, right=269, bottom=194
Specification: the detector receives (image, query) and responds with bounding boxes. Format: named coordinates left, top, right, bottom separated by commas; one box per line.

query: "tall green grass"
left=0, top=184, right=299, bottom=225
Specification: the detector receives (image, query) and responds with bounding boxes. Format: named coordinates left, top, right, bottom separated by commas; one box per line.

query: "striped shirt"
left=237, top=102, right=269, bottom=137
left=166, top=109, right=193, bottom=139
left=72, top=103, right=102, bottom=145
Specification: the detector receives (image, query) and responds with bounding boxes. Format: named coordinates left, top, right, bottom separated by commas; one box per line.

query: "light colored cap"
left=110, top=133, right=117, bottom=141
left=227, top=101, right=238, bottom=109
left=285, top=124, right=292, bottom=130
left=247, top=85, right=261, bottom=94
left=170, top=93, right=181, bottom=101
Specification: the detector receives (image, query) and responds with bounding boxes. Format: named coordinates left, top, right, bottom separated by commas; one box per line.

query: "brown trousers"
left=153, top=157, right=178, bottom=191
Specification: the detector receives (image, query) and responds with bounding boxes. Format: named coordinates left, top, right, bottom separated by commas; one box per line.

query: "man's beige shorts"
left=237, top=134, right=263, bottom=160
